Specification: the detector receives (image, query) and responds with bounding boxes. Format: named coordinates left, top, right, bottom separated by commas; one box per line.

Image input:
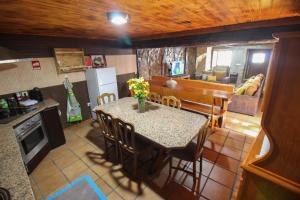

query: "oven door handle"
left=17, top=122, right=43, bottom=141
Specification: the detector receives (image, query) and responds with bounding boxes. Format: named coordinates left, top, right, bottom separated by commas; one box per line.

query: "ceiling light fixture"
left=106, top=11, right=129, bottom=25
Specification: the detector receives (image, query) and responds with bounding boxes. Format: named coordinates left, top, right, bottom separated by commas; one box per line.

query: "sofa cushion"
left=214, top=70, right=227, bottom=81
left=245, top=83, right=258, bottom=96
left=207, top=75, right=217, bottom=81
left=235, top=86, right=246, bottom=95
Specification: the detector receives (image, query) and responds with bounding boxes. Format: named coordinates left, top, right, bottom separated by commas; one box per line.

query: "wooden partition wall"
left=238, top=32, right=300, bottom=199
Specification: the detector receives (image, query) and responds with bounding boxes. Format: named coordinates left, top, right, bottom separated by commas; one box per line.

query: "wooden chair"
left=113, top=118, right=150, bottom=177
left=97, top=93, right=116, bottom=105
left=168, top=118, right=210, bottom=189
left=147, top=92, right=161, bottom=103
left=96, top=110, right=118, bottom=160
left=161, top=96, right=181, bottom=109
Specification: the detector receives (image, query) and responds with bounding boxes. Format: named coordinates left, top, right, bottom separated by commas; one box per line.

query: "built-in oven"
left=14, top=113, right=48, bottom=165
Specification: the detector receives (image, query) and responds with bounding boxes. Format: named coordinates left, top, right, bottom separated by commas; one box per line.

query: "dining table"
left=94, top=97, right=208, bottom=173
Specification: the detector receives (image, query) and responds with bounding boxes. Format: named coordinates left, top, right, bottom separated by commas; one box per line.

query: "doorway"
left=244, top=49, right=272, bottom=79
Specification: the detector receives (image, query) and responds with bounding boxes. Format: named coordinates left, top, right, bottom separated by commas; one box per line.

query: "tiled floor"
left=30, top=117, right=257, bottom=200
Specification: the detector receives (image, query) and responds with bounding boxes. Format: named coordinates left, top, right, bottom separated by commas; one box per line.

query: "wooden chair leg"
left=115, top=143, right=119, bottom=163
left=200, top=154, right=203, bottom=173
left=104, top=139, right=108, bottom=160
left=193, top=160, right=197, bottom=187
left=133, top=155, right=137, bottom=177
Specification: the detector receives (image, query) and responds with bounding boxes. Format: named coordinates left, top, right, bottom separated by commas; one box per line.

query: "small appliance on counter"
left=28, top=87, right=43, bottom=102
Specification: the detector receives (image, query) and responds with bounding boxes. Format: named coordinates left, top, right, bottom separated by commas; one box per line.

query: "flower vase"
left=138, top=98, right=145, bottom=113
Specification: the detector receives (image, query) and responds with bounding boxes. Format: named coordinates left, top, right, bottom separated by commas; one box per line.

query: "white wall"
left=0, top=55, right=137, bottom=95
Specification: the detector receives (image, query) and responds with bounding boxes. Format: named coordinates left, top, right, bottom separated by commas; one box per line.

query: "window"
left=252, top=53, right=266, bottom=63
left=212, top=50, right=232, bottom=67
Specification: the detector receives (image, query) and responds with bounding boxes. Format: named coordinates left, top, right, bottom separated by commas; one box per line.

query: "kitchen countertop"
left=94, top=97, right=208, bottom=148
left=0, top=99, right=59, bottom=200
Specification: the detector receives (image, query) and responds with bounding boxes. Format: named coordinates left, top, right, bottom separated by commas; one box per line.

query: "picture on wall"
left=91, top=55, right=107, bottom=68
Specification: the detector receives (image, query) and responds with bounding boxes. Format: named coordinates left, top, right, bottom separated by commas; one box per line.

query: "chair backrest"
left=96, top=110, right=115, bottom=139
left=194, top=118, right=210, bottom=160
left=147, top=92, right=161, bottom=103
left=114, top=118, right=136, bottom=153
left=97, top=93, right=116, bottom=105
left=161, top=96, right=181, bottom=109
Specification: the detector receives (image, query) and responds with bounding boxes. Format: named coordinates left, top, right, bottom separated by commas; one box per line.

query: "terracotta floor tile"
left=204, top=140, right=223, bottom=152
left=224, top=137, right=244, bottom=151
left=208, top=133, right=227, bottom=145
left=62, top=159, right=88, bottom=181
left=115, top=180, right=144, bottom=200
left=68, top=168, right=99, bottom=182
left=54, top=152, right=79, bottom=169
left=107, top=192, right=124, bottom=200
left=216, top=154, right=241, bottom=173
left=38, top=171, right=68, bottom=197
left=71, top=143, right=98, bottom=157
left=220, top=146, right=242, bottom=160
left=48, top=148, right=75, bottom=161
left=95, top=178, right=113, bottom=195
left=202, top=179, right=232, bottom=200
left=243, top=142, right=251, bottom=153
left=177, top=174, right=207, bottom=194
left=245, top=136, right=255, bottom=144
left=66, top=137, right=89, bottom=150
left=203, top=148, right=219, bottom=163
left=241, top=151, right=248, bottom=161
left=214, top=128, right=230, bottom=137
left=102, top=172, right=122, bottom=189
left=32, top=160, right=60, bottom=183
left=136, top=187, right=164, bottom=200
left=90, top=163, right=111, bottom=177
left=228, top=131, right=246, bottom=143
left=209, top=165, right=236, bottom=188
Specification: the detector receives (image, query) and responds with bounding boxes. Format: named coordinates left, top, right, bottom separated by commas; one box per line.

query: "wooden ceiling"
left=0, top=0, right=300, bottom=40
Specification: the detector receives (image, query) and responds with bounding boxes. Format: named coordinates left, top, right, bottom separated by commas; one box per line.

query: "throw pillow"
left=213, top=70, right=226, bottom=81
left=235, top=86, right=245, bottom=95
left=207, top=75, right=217, bottom=82
left=245, top=83, right=258, bottom=96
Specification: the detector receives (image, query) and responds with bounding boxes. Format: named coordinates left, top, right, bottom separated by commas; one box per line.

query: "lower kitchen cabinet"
left=41, top=106, right=66, bottom=149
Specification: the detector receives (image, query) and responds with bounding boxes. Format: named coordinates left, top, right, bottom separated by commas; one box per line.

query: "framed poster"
left=54, top=48, right=85, bottom=73
left=91, top=55, right=107, bottom=68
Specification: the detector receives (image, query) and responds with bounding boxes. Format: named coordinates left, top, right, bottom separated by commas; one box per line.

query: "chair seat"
left=169, top=141, right=197, bottom=162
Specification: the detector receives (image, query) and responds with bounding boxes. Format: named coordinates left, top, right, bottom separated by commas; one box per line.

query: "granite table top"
left=94, top=97, right=208, bottom=148
left=0, top=99, right=59, bottom=200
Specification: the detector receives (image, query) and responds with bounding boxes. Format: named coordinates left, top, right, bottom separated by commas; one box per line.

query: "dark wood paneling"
left=117, top=72, right=136, bottom=98
left=0, top=34, right=134, bottom=59
left=0, top=1, right=299, bottom=40
left=131, top=25, right=300, bottom=48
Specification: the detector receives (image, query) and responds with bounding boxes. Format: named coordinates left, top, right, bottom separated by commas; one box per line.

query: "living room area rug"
left=47, top=176, right=107, bottom=200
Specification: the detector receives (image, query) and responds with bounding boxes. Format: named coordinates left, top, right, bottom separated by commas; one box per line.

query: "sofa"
left=228, top=74, right=264, bottom=116
left=202, top=66, right=231, bottom=84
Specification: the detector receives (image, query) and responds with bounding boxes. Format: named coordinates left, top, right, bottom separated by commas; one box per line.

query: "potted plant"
left=127, top=77, right=150, bottom=113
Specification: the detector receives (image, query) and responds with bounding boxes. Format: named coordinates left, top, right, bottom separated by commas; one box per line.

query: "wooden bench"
left=149, top=76, right=234, bottom=127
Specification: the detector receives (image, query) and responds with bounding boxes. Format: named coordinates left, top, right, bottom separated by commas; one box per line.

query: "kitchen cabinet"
left=41, top=106, right=65, bottom=149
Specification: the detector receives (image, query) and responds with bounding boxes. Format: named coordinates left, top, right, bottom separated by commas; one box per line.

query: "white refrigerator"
left=86, top=67, right=119, bottom=119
